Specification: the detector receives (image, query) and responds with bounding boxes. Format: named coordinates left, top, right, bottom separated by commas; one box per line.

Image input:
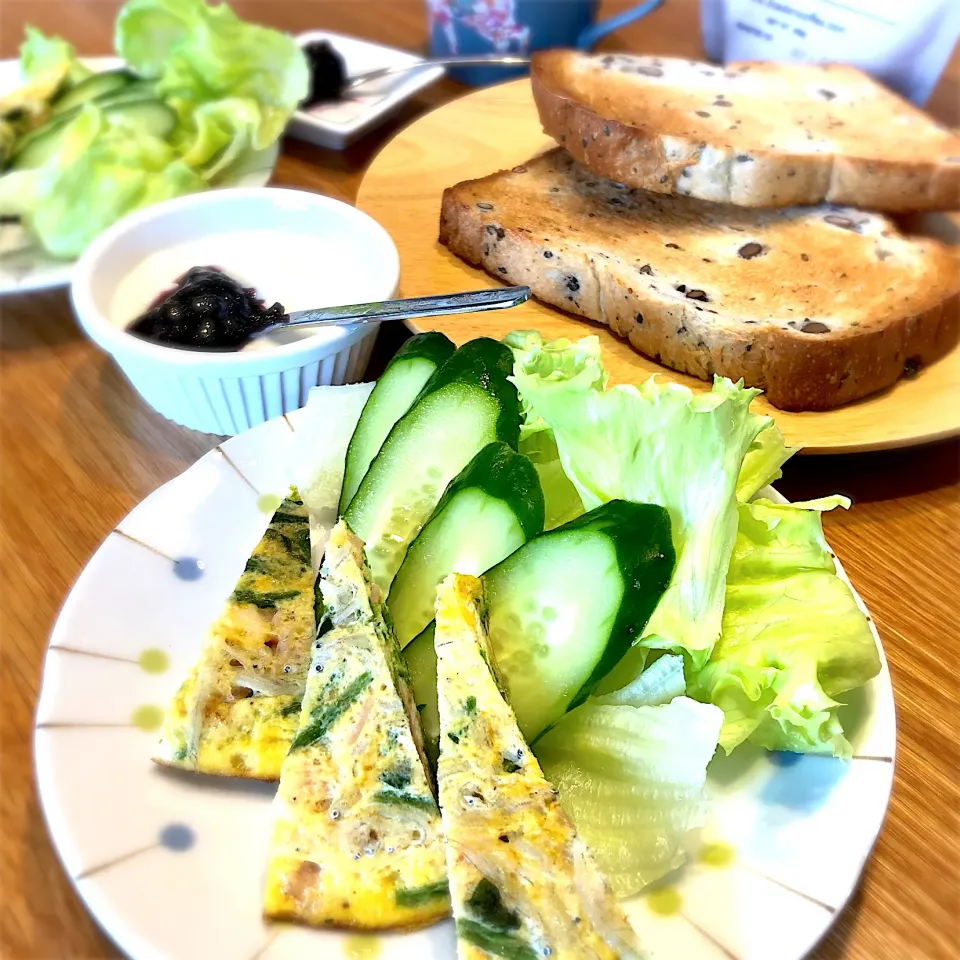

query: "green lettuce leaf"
left=688, top=497, right=881, bottom=759
left=505, top=330, right=603, bottom=529
left=6, top=105, right=205, bottom=259
left=509, top=338, right=768, bottom=669
left=505, top=329, right=608, bottom=415
left=591, top=645, right=648, bottom=698
left=514, top=427, right=582, bottom=531
left=171, top=96, right=264, bottom=181
left=591, top=653, right=686, bottom=708
left=116, top=0, right=308, bottom=153
left=20, top=26, right=90, bottom=88
left=737, top=421, right=798, bottom=502
left=1, top=27, right=88, bottom=128
left=534, top=697, right=722, bottom=896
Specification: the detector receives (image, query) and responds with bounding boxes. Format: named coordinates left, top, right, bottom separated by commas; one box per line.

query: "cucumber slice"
left=339, top=332, right=455, bottom=514
left=11, top=98, right=175, bottom=171
left=343, top=338, right=520, bottom=595
left=406, top=626, right=441, bottom=764
left=51, top=70, right=133, bottom=115
left=406, top=500, right=675, bottom=753
left=95, top=81, right=161, bottom=110
left=387, top=442, right=544, bottom=647
left=104, top=99, right=176, bottom=139
left=10, top=115, right=73, bottom=170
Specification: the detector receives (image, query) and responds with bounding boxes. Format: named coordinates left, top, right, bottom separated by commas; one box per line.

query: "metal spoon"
left=253, top=286, right=531, bottom=338
left=344, top=55, right=530, bottom=95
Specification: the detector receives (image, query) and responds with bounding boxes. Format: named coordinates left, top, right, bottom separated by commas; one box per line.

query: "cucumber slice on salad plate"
left=406, top=498, right=676, bottom=755
left=0, top=57, right=278, bottom=295
left=35, top=367, right=895, bottom=960
left=343, top=337, right=521, bottom=593
left=388, top=439, right=545, bottom=647
left=12, top=98, right=177, bottom=171
left=339, top=331, right=456, bottom=515
left=49, top=69, right=135, bottom=115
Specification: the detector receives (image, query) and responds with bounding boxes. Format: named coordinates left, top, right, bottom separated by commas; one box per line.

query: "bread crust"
left=439, top=155, right=960, bottom=411
left=532, top=51, right=960, bottom=213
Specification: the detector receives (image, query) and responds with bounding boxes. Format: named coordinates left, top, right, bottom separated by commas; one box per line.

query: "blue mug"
left=427, top=0, right=665, bottom=86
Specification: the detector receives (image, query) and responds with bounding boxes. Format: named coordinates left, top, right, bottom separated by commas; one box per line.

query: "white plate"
left=288, top=32, right=445, bottom=151
left=35, top=411, right=895, bottom=960
left=0, top=57, right=277, bottom=296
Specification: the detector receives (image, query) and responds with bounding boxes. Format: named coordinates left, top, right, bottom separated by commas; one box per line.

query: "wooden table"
left=0, top=3, right=956, bottom=959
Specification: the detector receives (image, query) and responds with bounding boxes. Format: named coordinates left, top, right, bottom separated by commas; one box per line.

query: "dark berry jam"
left=127, top=267, right=287, bottom=350
left=301, top=40, right=347, bottom=106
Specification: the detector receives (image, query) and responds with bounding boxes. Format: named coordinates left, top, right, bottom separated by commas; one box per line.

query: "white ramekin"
left=71, top=187, right=399, bottom=435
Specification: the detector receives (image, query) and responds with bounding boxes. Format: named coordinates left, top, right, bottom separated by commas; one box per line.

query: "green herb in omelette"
left=264, top=527, right=311, bottom=566
left=456, top=919, right=538, bottom=960
left=231, top=588, right=300, bottom=609
left=395, top=879, right=450, bottom=908
left=379, top=762, right=412, bottom=792
left=467, top=878, right=521, bottom=931
left=244, top=555, right=269, bottom=574
left=372, top=787, right=437, bottom=811
left=289, top=670, right=373, bottom=752
left=291, top=528, right=312, bottom=565
left=272, top=511, right=309, bottom=525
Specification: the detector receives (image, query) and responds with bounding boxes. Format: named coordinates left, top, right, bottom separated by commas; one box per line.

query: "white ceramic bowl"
left=71, top=187, right=399, bottom=435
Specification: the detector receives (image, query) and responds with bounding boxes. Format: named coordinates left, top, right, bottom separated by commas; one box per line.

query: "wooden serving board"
left=356, top=80, right=960, bottom=454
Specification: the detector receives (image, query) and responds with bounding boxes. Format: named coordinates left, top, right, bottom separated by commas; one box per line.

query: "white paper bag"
left=701, top=0, right=960, bottom=105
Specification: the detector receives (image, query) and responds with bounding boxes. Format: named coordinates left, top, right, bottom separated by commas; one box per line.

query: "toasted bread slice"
left=532, top=51, right=960, bottom=212
left=439, top=149, right=960, bottom=411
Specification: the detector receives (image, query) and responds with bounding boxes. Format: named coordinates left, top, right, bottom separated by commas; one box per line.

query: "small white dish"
left=288, top=31, right=445, bottom=150
left=0, top=57, right=277, bottom=296
left=34, top=413, right=895, bottom=960
left=71, top=187, right=399, bottom=435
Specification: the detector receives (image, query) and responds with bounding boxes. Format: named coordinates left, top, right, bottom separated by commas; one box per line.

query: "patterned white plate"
left=0, top=57, right=277, bottom=296
left=35, top=410, right=895, bottom=960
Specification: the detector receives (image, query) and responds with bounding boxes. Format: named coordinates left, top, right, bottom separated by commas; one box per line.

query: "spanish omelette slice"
left=263, top=520, right=449, bottom=929
left=153, top=491, right=315, bottom=780
left=435, top=573, right=644, bottom=960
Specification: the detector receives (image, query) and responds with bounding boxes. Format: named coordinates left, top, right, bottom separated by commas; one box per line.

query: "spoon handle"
left=279, top=286, right=531, bottom=331
left=345, top=56, right=530, bottom=92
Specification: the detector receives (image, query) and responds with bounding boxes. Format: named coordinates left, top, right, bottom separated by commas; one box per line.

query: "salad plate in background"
left=0, top=0, right=308, bottom=295
left=35, top=330, right=894, bottom=960
left=0, top=58, right=277, bottom=295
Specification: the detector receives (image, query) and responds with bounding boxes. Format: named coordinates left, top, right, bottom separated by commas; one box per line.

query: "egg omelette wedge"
left=153, top=491, right=316, bottom=780
left=263, top=519, right=449, bottom=930
left=435, top=574, right=645, bottom=960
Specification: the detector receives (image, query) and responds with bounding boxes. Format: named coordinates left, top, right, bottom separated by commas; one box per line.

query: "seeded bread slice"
left=438, top=149, right=959, bottom=411
left=531, top=51, right=960, bottom=212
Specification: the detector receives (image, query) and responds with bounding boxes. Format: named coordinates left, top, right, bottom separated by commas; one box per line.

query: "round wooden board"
left=356, top=79, right=960, bottom=454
